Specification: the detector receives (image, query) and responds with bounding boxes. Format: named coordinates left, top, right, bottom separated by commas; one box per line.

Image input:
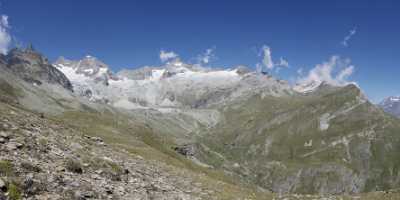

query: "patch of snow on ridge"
left=319, top=113, right=332, bottom=131
left=293, top=80, right=321, bottom=93
left=390, top=97, right=400, bottom=102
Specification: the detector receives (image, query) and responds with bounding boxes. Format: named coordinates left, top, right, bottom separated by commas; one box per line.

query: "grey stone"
left=0, top=178, right=5, bottom=190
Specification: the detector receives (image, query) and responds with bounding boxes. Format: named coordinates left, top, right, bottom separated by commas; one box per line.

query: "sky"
left=1, top=0, right=400, bottom=102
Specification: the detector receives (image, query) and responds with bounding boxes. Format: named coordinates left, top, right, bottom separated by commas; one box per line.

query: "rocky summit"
left=2, top=46, right=73, bottom=92
left=0, top=47, right=400, bottom=200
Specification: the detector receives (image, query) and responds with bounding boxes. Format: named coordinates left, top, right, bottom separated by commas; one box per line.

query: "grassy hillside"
left=199, top=84, right=400, bottom=194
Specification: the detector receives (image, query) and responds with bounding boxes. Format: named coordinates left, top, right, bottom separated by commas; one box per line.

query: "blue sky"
left=1, top=0, right=400, bottom=102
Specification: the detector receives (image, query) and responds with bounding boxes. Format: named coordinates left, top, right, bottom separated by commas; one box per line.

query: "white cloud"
left=277, top=57, right=289, bottom=68
left=197, top=47, right=216, bottom=65
left=260, top=45, right=274, bottom=69
left=159, top=50, right=178, bottom=63
left=257, top=45, right=289, bottom=72
left=296, top=56, right=355, bottom=87
left=341, top=27, right=357, bottom=47
left=0, top=15, right=11, bottom=54
left=337, top=64, right=354, bottom=81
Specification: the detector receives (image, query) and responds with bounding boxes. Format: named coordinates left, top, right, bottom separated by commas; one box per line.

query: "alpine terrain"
left=0, top=46, right=400, bottom=200
left=379, top=96, right=400, bottom=118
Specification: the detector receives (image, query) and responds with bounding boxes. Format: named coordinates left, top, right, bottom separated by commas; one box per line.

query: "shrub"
left=8, top=183, right=21, bottom=200
left=0, top=160, right=13, bottom=176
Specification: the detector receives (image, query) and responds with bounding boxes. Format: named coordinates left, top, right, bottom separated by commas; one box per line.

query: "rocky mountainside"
left=379, top=96, right=400, bottom=118
left=1, top=47, right=400, bottom=199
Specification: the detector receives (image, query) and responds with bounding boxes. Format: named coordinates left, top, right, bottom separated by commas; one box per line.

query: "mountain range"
left=0, top=46, right=400, bottom=199
left=378, top=96, right=400, bottom=118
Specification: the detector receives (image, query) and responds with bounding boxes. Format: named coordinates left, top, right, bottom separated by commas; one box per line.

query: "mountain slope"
left=0, top=99, right=267, bottom=199
left=0, top=48, right=273, bottom=200
left=196, top=84, right=400, bottom=194
left=52, top=53, right=400, bottom=195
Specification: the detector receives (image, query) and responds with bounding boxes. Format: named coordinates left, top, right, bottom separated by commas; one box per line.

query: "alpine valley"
left=0, top=46, right=400, bottom=200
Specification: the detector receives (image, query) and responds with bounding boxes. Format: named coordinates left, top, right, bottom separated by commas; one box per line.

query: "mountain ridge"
left=54, top=55, right=293, bottom=110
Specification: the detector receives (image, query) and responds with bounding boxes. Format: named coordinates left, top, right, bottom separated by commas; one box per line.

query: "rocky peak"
left=54, top=55, right=116, bottom=84
left=1, top=47, right=73, bottom=91
left=7, top=47, right=50, bottom=66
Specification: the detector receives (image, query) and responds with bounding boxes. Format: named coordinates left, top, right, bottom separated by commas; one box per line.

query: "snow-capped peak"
left=380, top=96, right=400, bottom=106
left=379, top=96, right=400, bottom=118
left=54, top=56, right=113, bottom=78
left=55, top=55, right=292, bottom=109
left=53, top=56, right=118, bottom=102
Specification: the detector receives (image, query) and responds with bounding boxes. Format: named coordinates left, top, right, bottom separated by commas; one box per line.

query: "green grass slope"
left=199, top=84, right=400, bottom=195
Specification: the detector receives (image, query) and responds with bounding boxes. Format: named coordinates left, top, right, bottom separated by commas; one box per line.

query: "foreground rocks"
left=0, top=103, right=215, bottom=200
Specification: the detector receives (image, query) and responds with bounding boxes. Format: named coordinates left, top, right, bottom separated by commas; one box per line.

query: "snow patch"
left=319, top=113, right=332, bottom=131
left=293, top=81, right=321, bottom=93
left=390, top=97, right=400, bottom=102
left=304, top=139, right=313, bottom=147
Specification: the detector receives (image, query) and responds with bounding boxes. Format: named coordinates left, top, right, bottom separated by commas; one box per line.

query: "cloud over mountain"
left=197, top=47, right=216, bottom=65
left=0, top=15, right=11, bottom=54
left=295, top=56, right=355, bottom=91
left=160, top=50, right=178, bottom=62
left=257, top=45, right=289, bottom=72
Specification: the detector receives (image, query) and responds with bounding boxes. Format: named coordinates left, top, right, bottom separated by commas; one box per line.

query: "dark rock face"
left=1, top=48, right=73, bottom=91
